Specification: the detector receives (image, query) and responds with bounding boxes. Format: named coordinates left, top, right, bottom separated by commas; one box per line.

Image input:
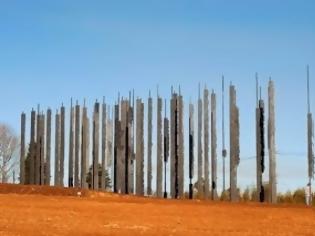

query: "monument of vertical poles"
left=17, top=78, right=281, bottom=203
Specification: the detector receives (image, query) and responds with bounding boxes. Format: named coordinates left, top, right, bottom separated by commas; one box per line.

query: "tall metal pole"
left=307, top=65, right=314, bottom=205
left=178, top=88, right=184, bottom=198
left=68, top=99, right=74, bottom=187
left=189, top=103, right=194, bottom=199
left=20, top=113, right=26, bottom=185
left=74, top=101, right=80, bottom=187
left=81, top=101, right=88, bottom=189
left=45, top=109, right=51, bottom=186
left=30, top=109, right=36, bottom=185
left=101, top=98, right=107, bottom=190
left=268, top=79, right=277, bottom=203
left=164, top=99, right=169, bottom=199
left=230, top=84, right=240, bottom=202
left=256, top=74, right=265, bottom=202
left=156, top=94, right=163, bottom=198
left=54, top=111, right=60, bottom=186
left=60, top=104, right=65, bottom=187
left=147, top=91, right=153, bottom=195
left=93, top=101, right=100, bottom=190
left=114, top=102, right=119, bottom=193
left=35, top=106, right=40, bottom=185
left=222, top=77, right=227, bottom=193
left=204, top=87, right=210, bottom=199
left=136, top=99, right=144, bottom=196
left=211, top=91, right=218, bottom=200
left=174, top=97, right=179, bottom=199
left=197, top=84, right=203, bottom=198
left=39, top=113, right=45, bottom=186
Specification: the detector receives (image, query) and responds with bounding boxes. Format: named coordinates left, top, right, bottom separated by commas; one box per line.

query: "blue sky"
left=0, top=0, right=314, bottom=192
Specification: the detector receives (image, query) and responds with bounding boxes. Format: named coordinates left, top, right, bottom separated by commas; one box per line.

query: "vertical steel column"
left=93, top=101, right=100, bottom=190
left=20, top=113, right=26, bottom=185
left=147, top=93, right=153, bottom=195
left=211, top=91, right=218, bottom=200
left=74, top=102, right=80, bottom=187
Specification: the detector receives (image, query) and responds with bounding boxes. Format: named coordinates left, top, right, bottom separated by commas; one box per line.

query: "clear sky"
left=0, top=0, right=314, bottom=193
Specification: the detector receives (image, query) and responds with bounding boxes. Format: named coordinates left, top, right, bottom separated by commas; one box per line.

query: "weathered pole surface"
left=113, top=103, right=120, bottom=193
left=86, top=117, right=90, bottom=187
left=68, top=101, right=74, bottom=188
left=256, top=75, right=265, bottom=203
left=178, top=92, right=184, bottom=198
left=211, top=91, right=218, bottom=200
left=119, top=100, right=128, bottom=194
left=40, top=114, right=45, bottom=185
left=268, top=80, right=277, bottom=204
left=74, top=102, right=80, bottom=187
left=20, top=113, right=26, bottom=185
left=307, top=65, right=314, bottom=204
left=101, top=99, right=107, bottom=190
left=164, top=100, right=169, bottom=199
left=123, top=100, right=130, bottom=194
left=170, top=93, right=176, bottom=198
left=257, top=99, right=265, bottom=202
left=54, top=112, right=60, bottom=186
left=81, top=104, right=88, bottom=189
left=116, top=101, right=124, bottom=194
left=127, top=102, right=134, bottom=194
left=106, top=106, right=113, bottom=169
left=128, top=92, right=135, bottom=194
left=136, top=99, right=144, bottom=196
left=60, top=105, right=65, bottom=187
left=221, top=77, right=227, bottom=193
left=93, top=101, right=100, bottom=191
left=255, top=96, right=261, bottom=201
left=45, top=109, right=51, bottom=186
left=174, top=96, right=179, bottom=199
left=230, top=85, right=240, bottom=202
left=128, top=90, right=135, bottom=194
left=35, top=109, right=41, bottom=185
left=30, top=109, right=36, bottom=185
left=189, top=103, right=194, bottom=199
left=204, top=87, right=210, bottom=199
left=197, top=86, right=203, bottom=198
left=156, top=96, right=163, bottom=198
left=147, top=93, right=153, bottom=195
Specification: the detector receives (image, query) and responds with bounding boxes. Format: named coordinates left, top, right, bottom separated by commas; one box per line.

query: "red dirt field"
left=0, top=184, right=314, bottom=236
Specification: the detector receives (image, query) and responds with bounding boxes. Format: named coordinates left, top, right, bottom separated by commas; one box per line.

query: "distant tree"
left=293, top=189, right=306, bottom=204
left=86, top=164, right=112, bottom=190
left=193, top=178, right=207, bottom=198
left=220, top=189, right=230, bottom=201
left=0, top=124, right=19, bottom=183
left=242, top=187, right=251, bottom=202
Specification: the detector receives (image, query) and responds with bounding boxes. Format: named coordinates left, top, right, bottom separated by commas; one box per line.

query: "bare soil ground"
left=0, top=184, right=314, bottom=236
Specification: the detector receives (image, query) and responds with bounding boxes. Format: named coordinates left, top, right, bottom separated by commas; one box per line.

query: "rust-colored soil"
left=0, top=184, right=314, bottom=236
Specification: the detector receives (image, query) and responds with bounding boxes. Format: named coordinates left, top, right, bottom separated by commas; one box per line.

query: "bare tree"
left=0, top=124, right=19, bottom=183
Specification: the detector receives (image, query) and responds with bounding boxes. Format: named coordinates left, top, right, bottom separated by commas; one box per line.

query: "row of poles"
left=18, top=69, right=313, bottom=202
